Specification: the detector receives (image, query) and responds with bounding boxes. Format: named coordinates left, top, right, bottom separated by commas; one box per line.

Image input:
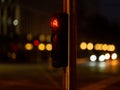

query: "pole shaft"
left=63, top=0, right=78, bottom=90
left=69, top=0, right=77, bottom=90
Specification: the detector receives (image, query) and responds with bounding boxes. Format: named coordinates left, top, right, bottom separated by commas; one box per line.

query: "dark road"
left=0, top=59, right=120, bottom=90
left=77, top=59, right=120, bottom=90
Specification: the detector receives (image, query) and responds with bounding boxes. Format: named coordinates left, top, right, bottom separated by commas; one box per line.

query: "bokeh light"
left=80, top=42, right=87, bottom=50
left=46, top=44, right=52, bottom=51
left=38, top=43, right=45, bottom=51
left=25, top=43, right=33, bottom=50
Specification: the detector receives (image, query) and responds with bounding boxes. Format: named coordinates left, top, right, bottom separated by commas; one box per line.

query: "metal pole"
left=69, top=0, right=78, bottom=90
left=63, top=0, right=70, bottom=90
left=63, top=0, right=78, bottom=90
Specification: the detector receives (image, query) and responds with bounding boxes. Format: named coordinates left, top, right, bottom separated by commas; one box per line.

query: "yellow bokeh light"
left=108, top=44, right=115, bottom=51
left=80, top=42, right=116, bottom=52
left=38, top=43, right=45, bottom=51
left=87, top=42, right=93, bottom=50
left=102, top=44, right=108, bottom=51
left=46, top=44, right=52, bottom=51
left=80, top=42, right=87, bottom=50
left=25, top=43, right=33, bottom=50
left=94, top=43, right=103, bottom=51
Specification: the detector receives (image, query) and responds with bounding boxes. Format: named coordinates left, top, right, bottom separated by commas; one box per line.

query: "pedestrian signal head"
left=50, top=12, right=68, bottom=68
left=50, top=17, right=59, bottom=31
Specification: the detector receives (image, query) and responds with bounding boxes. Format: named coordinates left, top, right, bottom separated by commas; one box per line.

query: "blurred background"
left=0, top=0, right=120, bottom=90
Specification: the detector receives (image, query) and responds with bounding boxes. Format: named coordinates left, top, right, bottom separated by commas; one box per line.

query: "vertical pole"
left=63, top=0, right=78, bottom=90
left=69, top=0, right=78, bottom=90
left=63, top=0, right=70, bottom=90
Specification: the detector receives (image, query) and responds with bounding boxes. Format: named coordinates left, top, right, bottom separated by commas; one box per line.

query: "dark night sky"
left=99, top=0, right=120, bottom=21
left=19, top=0, right=120, bottom=22
left=19, top=0, right=62, bottom=35
left=20, top=0, right=120, bottom=22
left=19, top=0, right=120, bottom=38
left=20, top=0, right=62, bottom=14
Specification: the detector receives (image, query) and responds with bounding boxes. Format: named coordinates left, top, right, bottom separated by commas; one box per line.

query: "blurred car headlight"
left=111, top=53, right=117, bottom=60
left=99, top=55, right=105, bottom=62
left=90, top=55, right=97, bottom=62
left=104, top=53, right=110, bottom=60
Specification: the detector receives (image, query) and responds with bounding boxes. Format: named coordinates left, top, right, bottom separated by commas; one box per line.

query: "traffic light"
left=50, top=12, right=68, bottom=68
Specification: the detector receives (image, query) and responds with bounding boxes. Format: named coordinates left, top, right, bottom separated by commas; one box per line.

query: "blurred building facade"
left=0, top=0, right=20, bottom=37
left=0, top=0, right=99, bottom=38
left=0, top=0, right=51, bottom=63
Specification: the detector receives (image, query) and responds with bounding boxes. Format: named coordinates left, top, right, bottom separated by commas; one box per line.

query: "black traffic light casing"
left=50, top=12, right=68, bottom=68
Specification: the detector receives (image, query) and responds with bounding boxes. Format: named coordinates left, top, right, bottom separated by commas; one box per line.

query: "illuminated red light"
left=34, top=40, right=39, bottom=46
left=50, top=18, right=59, bottom=30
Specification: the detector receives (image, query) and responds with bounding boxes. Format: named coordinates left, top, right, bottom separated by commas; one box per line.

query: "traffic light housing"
left=50, top=12, right=68, bottom=68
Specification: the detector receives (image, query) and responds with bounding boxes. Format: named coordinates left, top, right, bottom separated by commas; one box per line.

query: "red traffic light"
left=50, top=12, right=68, bottom=68
left=50, top=17, right=59, bottom=30
left=50, top=13, right=68, bottom=32
left=34, top=40, right=39, bottom=46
